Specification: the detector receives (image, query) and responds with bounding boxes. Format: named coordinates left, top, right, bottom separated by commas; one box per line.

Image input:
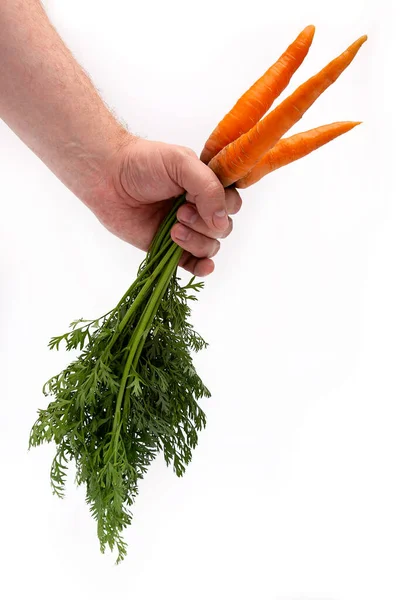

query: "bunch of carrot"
left=200, top=25, right=367, bottom=188
left=29, top=26, right=367, bottom=565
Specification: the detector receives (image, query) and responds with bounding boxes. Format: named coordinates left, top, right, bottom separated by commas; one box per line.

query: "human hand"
left=0, top=1, right=241, bottom=277
left=90, top=137, right=242, bottom=277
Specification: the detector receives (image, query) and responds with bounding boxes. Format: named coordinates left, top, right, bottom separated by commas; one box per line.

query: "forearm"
left=0, top=0, right=130, bottom=202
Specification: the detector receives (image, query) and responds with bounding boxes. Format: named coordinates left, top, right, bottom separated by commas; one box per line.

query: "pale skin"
left=0, top=0, right=242, bottom=276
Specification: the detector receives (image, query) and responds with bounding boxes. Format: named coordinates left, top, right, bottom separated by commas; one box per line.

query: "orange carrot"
left=236, top=121, right=361, bottom=188
left=208, top=35, right=367, bottom=187
left=200, top=25, right=315, bottom=164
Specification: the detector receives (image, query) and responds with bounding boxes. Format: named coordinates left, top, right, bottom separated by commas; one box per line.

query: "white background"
left=0, top=0, right=397, bottom=598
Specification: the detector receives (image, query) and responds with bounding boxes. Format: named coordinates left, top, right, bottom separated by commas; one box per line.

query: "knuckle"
left=183, top=147, right=198, bottom=159
left=209, top=240, right=221, bottom=258
left=234, top=192, right=243, bottom=212
left=192, top=234, right=217, bottom=258
left=227, top=188, right=242, bottom=214
left=176, top=145, right=197, bottom=160
left=220, top=218, right=233, bottom=239
left=199, top=235, right=212, bottom=256
left=203, top=179, right=224, bottom=200
left=172, top=224, right=191, bottom=243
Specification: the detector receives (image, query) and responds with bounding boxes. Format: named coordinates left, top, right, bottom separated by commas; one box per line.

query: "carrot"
left=200, top=25, right=315, bottom=164
left=236, top=121, right=361, bottom=188
left=208, top=35, right=367, bottom=187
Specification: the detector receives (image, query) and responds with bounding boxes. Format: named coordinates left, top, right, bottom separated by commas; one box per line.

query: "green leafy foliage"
left=29, top=196, right=210, bottom=564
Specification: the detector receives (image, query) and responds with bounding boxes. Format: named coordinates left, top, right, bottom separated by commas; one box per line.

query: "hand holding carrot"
left=102, top=27, right=367, bottom=279
left=96, top=137, right=242, bottom=277
left=0, top=0, right=366, bottom=283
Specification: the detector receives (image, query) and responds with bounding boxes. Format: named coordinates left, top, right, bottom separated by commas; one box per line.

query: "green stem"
left=68, top=235, right=176, bottom=340
left=111, top=246, right=182, bottom=443
left=78, top=197, right=183, bottom=354
left=61, top=197, right=182, bottom=346
left=148, top=195, right=185, bottom=259
left=105, top=243, right=179, bottom=355
left=148, top=204, right=178, bottom=257
left=123, top=249, right=181, bottom=398
left=100, top=238, right=175, bottom=332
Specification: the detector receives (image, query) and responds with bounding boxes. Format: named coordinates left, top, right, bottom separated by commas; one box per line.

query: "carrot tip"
left=354, top=35, right=368, bottom=48
left=338, top=121, right=362, bottom=131
left=304, top=24, right=316, bottom=37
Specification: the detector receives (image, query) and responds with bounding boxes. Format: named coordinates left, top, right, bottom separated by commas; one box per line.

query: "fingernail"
left=213, top=209, right=229, bottom=230
left=174, top=224, right=190, bottom=241
left=180, top=205, right=198, bottom=225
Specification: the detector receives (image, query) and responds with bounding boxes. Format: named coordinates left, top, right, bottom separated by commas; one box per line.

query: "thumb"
left=173, top=152, right=229, bottom=232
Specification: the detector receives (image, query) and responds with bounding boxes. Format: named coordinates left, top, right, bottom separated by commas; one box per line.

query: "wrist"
left=70, top=124, right=135, bottom=209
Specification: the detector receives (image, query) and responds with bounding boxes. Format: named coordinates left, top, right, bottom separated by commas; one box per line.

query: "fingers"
left=224, top=186, right=243, bottom=215
left=179, top=252, right=215, bottom=277
left=171, top=223, right=220, bottom=259
left=171, top=186, right=242, bottom=275
left=175, top=186, right=240, bottom=238
left=176, top=204, right=233, bottom=240
left=171, top=152, right=230, bottom=233
left=171, top=188, right=241, bottom=257
left=164, top=146, right=243, bottom=276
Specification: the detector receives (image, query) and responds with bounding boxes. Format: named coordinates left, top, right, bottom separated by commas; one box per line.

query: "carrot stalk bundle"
left=200, top=25, right=316, bottom=164
left=29, top=26, right=367, bottom=565
left=236, top=121, right=361, bottom=188
left=209, top=35, right=367, bottom=187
